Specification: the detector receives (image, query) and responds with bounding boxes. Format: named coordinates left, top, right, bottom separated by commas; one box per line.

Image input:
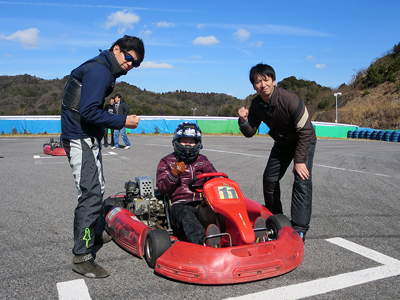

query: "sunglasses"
left=122, top=51, right=140, bottom=68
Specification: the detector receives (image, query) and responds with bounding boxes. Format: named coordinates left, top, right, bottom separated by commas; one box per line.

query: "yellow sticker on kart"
left=218, top=186, right=238, bottom=199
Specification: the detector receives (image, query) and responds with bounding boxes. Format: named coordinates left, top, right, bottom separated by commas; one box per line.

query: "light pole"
left=334, top=92, right=342, bottom=123
left=191, top=108, right=197, bottom=116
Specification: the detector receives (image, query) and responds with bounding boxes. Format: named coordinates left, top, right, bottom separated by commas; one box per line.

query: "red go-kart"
left=43, top=138, right=66, bottom=156
left=104, top=173, right=304, bottom=285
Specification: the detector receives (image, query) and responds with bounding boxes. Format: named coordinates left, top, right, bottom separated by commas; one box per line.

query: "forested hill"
left=1, top=42, right=399, bottom=129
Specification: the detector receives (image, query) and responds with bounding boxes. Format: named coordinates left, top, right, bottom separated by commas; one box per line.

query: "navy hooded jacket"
left=61, top=50, right=127, bottom=142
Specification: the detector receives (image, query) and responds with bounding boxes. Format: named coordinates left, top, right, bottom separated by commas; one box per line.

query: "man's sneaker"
left=298, top=232, right=306, bottom=244
left=124, top=146, right=130, bottom=150
left=253, top=216, right=266, bottom=243
left=94, top=233, right=112, bottom=245
left=110, top=146, right=117, bottom=150
left=205, top=224, right=221, bottom=248
left=103, top=143, right=108, bottom=147
left=72, top=253, right=110, bottom=278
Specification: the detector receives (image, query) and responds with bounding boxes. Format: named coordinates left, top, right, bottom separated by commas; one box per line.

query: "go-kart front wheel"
left=144, top=229, right=171, bottom=269
left=266, top=214, right=292, bottom=240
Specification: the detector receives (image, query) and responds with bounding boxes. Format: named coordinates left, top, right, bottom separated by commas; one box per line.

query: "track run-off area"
left=1, top=136, right=399, bottom=299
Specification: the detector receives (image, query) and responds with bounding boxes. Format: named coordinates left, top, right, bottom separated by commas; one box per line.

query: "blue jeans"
left=113, top=127, right=131, bottom=148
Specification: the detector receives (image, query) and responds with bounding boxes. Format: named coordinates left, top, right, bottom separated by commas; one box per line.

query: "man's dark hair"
left=110, top=35, right=145, bottom=62
left=249, top=63, right=276, bottom=84
left=114, top=94, right=122, bottom=99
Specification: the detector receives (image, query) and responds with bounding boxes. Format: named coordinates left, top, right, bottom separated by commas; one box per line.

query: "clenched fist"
left=125, top=115, right=140, bottom=129
left=238, top=107, right=248, bottom=123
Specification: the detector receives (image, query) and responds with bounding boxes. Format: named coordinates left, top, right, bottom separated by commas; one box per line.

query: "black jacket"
left=239, top=87, right=316, bottom=164
left=114, top=99, right=129, bottom=117
left=103, top=103, right=115, bottom=115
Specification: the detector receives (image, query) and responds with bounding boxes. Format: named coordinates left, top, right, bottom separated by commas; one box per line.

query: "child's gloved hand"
left=171, top=161, right=186, bottom=176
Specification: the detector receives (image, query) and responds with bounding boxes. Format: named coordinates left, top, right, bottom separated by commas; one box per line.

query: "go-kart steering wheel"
left=188, top=172, right=228, bottom=193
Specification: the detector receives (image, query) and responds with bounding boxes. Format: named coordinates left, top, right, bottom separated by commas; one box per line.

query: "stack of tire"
left=347, top=129, right=400, bottom=142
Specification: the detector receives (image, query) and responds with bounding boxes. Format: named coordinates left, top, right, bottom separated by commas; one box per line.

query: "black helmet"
left=172, top=122, right=203, bottom=164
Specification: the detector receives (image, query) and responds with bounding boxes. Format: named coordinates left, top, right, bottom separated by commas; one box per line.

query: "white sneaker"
left=110, top=146, right=116, bottom=149
left=124, top=146, right=130, bottom=150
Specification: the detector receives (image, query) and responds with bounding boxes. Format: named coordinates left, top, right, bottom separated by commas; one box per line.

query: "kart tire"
left=266, top=214, right=292, bottom=240
left=145, top=229, right=171, bottom=269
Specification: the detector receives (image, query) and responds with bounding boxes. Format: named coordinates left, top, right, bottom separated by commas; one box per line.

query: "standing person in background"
left=111, top=94, right=131, bottom=150
left=103, top=97, right=115, bottom=147
left=238, top=63, right=316, bottom=244
left=61, top=35, right=144, bottom=278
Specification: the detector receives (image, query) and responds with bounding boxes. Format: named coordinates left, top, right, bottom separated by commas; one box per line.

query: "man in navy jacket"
left=61, top=35, right=144, bottom=278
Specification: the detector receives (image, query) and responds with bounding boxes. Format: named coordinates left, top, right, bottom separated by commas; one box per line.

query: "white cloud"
left=1, top=28, right=40, bottom=49
left=157, top=21, right=174, bottom=28
left=316, top=64, right=327, bottom=69
left=233, top=29, right=250, bottom=42
left=4, top=53, right=12, bottom=57
left=140, top=61, right=174, bottom=69
left=249, top=40, right=264, bottom=47
left=104, top=10, right=140, bottom=34
left=192, top=36, right=220, bottom=46
left=139, top=30, right=153, bottom=39
left=306, top=55, right=315, bottom=60
left=190, top=55, right=203, bottom=59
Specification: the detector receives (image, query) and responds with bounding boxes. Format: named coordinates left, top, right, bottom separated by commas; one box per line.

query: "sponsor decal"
left=131, top=215, right=140, bottom=222
left=107, top=207, right=122, bottom=222
left=239, top=213, right=247, bottom=228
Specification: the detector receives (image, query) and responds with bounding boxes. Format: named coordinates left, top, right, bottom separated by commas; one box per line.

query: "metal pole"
left=334, top=92, right=342, bottom=123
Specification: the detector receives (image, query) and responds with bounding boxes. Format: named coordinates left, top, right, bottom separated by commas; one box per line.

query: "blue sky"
left=0, top=0, right=399, bottom=100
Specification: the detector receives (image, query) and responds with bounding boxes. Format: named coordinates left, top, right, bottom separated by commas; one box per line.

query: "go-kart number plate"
left=218, top=186, right=238, bottom=199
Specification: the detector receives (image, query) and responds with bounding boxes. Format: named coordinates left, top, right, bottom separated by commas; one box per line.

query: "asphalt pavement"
left=0, top=135, right=399, bottom=300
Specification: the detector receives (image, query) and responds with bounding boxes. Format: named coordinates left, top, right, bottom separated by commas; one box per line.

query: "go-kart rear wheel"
left=145, top=229, right=171, bottom=269
left=266, top=214, right=292, bottom=240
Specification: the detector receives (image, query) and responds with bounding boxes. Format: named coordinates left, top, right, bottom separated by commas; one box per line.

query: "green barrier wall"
left=314, top=125, right=357, bottom=138
left=197, top=119, right=241, bottom=134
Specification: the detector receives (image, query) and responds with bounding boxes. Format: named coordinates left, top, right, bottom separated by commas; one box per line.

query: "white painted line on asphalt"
left=202, top=149, right=392, bottom=178
left=224, top=238, right=400, bottom=300
left=314, top=164, right=391, bottom=177
left=327, top=237, right=400, bottom=265
left=57, top=279, right=91, bottom=300
left=105, top=151, right=117, bottom=155
left=33, top=155, right=56, bottom=159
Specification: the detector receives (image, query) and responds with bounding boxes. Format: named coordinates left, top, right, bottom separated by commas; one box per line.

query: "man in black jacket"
left=238, top=63, right=316, bottom=243
left=111, top=94, right=131, bottom=149
left=103, top=97, right=115, bottom=147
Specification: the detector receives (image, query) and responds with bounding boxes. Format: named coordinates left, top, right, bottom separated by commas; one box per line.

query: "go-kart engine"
left=124, top=176, right=166, bottom=228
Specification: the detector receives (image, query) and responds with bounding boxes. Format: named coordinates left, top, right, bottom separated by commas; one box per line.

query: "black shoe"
left=72, top=253, right=110, bottom=278
left=205, top=224, right=221, bottom=248
left=104, top=143, right=108, bottom=147
left=94, top=233, right=112, bottom=245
